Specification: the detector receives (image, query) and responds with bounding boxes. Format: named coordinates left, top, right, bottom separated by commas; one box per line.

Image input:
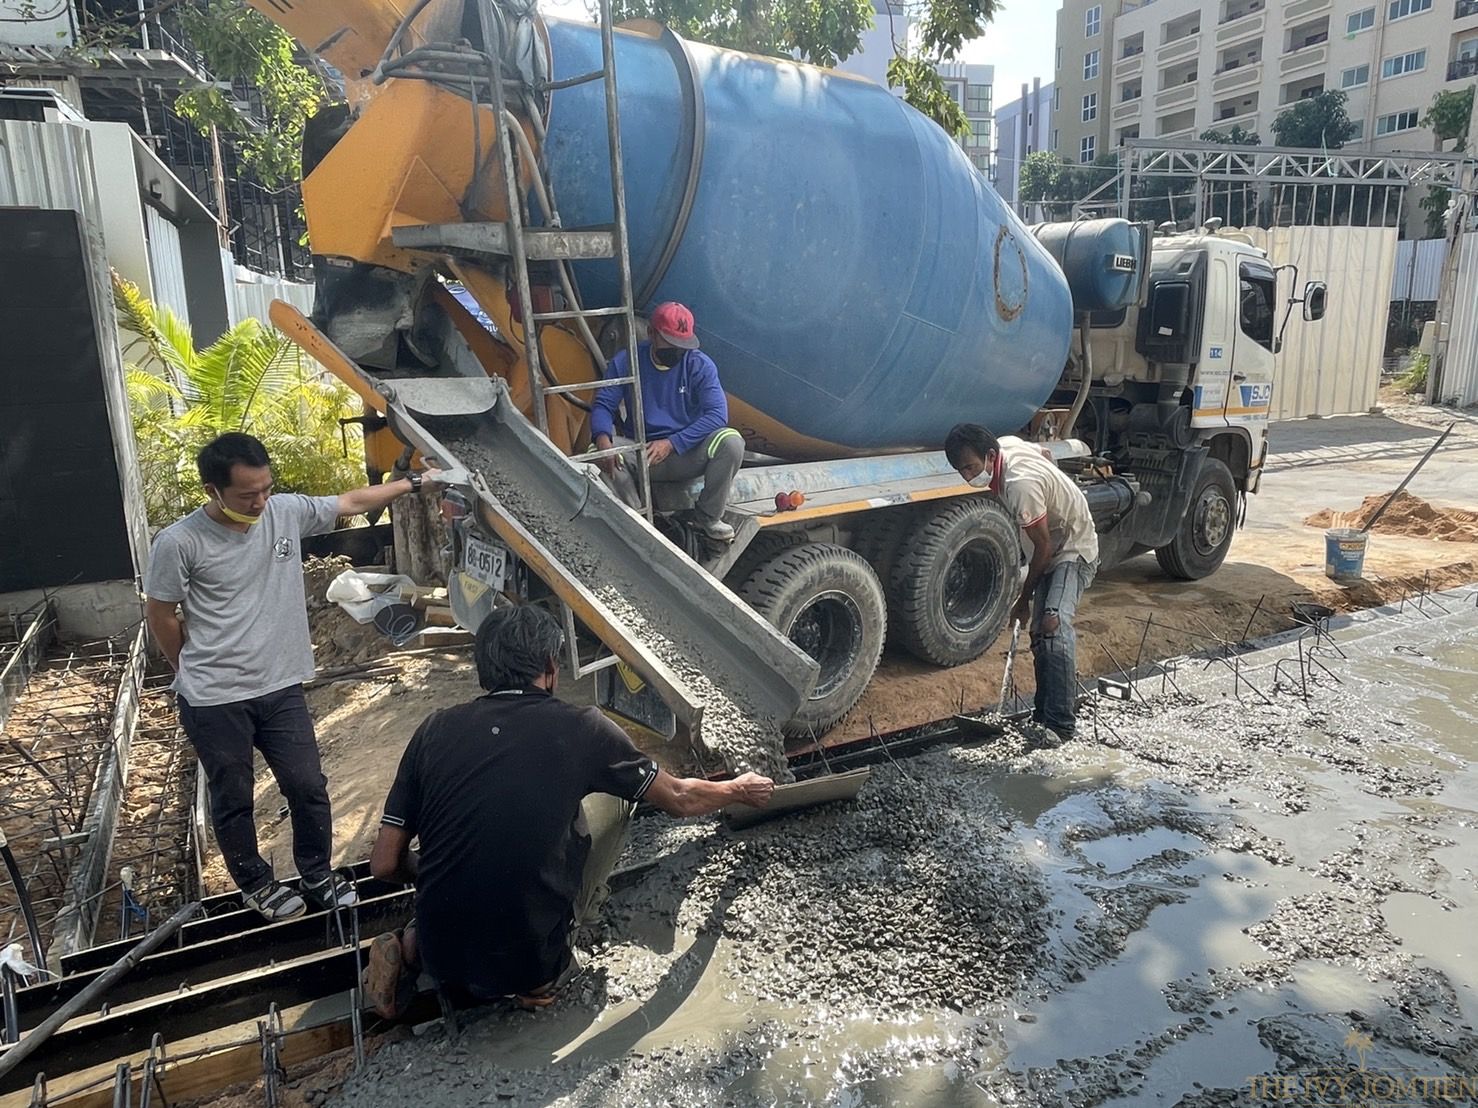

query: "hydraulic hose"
left=0, top=827, right=45, bottom=968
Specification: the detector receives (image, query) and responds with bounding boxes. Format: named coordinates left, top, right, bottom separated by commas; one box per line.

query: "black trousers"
left=177, top=684, right=333, bottom=893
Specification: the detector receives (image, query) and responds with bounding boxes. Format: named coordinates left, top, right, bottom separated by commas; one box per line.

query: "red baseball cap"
left=650, top=301, right=700, bottom=349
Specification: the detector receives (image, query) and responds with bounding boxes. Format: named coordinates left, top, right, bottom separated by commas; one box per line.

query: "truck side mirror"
left=1302, top=281, right=1327, bottom=322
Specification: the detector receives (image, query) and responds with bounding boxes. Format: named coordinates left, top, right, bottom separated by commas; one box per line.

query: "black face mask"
left=651, top=344, right=680, bottom=368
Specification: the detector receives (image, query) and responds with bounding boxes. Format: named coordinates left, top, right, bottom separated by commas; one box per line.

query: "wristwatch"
left=407, top=470, right=423, bottom=493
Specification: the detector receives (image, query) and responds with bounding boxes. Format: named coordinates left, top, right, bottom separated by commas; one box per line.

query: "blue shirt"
left=589, top=342, right=728, bottom=457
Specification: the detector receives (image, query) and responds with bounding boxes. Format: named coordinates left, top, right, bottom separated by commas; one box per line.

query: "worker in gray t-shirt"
left=143, top=432, right=441, bottom=921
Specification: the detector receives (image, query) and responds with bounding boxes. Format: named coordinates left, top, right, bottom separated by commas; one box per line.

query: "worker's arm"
left=337, top=473, right=441, bottom=519
left=369, top=825, right=419, bottom=884
left=144, top=598, right=185, bottom=671
left=643, top=770, right=774, bottom=818
left=1013, top=516, right=1053, bottom=625
left=666, top=354, right=728, bottom=456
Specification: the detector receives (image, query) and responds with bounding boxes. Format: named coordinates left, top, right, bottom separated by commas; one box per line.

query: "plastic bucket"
left=1324, top=528, right=1368, bottom=582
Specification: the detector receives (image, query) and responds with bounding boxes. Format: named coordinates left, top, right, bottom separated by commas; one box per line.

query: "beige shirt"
left=998, top=437, right=1099, bottom=567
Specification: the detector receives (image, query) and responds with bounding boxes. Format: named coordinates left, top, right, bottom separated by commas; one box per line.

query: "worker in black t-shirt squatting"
left=362, top=604, right=776, bottom=1016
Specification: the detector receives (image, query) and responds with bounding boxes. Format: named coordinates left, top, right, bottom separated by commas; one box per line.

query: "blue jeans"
left=1030, top=557, right=1097, bottom=737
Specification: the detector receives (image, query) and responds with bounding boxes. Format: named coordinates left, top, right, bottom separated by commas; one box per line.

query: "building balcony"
left=1209, top=111, right=1259, bottom=133
left=1118, top=52, right=1144, bottom=77
left=1450, top=56, right=1478, bottom=80
left=1280, top=43, right=1327, bottom=76
left=1213, top=62, right=1261, bottom=94
left=1216, top=10, right=1265, bottom=46
left=1113, top=98, right=1144, bottom=122
left=1459, top=0, right=1478, bottom=18
left=1284, top=0, right=1332, bottom=18
left=1156, top=82, right=1199, bottom=110
left=1158, top=35, right=1201, bottom=65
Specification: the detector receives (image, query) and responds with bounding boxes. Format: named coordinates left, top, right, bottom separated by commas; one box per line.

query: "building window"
left=1375, top=109, right=1419, bottom=134
left=1085, top=4, right=1102, bottom=37
left=1387, top=0, right=1431, bottom=19
left=1082, top=93, right=1098, bottom=121
left=1053, top=87, right=1061, bottom=111
left=1080, top=134, right=1096, bottom=163
left=1340, top=64, right=1370, bottom=88
left=1346, top=7, right=1375, bottom=33
left=1084, top=49, right=1100, bottom=80
left=967, top=119, right=992, bottom=146
left=1056, top=46, right=1062, bottom=71
left=1051, top=129, right=1059, bottom=151
left=1381, top=49, right=1426, bottom=78
left=1348, top=120, right=1365, bottom=140
left=966, top=83, right=991, bottom=114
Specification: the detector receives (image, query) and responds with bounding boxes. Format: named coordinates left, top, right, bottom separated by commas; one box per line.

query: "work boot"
left=243, top=880, right=306, bottom=922
left=301, top=870, right=359, bottom=912
left=697, top=516, right=735, bottom=542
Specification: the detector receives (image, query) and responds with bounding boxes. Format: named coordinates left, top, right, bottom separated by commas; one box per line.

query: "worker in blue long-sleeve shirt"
left=589, top=301, right=744, bottom=542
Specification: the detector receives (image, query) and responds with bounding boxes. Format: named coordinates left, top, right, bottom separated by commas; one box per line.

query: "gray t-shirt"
left=142, top=494, right=339, bottom=706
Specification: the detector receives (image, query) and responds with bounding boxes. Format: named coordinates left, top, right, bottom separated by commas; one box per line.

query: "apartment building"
left=1057, top=0, right=1478, bottom=163
left=936, top=61, right=996, bottom=173
left=993, top=80, right=1055, bottom=207
left=1056, top=0, right=1120, bottom=164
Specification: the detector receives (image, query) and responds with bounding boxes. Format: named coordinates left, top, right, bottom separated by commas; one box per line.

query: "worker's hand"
left=592, top=434, right=619, bottom=475
left=420, top=468, right=447, bottom=491
left=729, top=772, right=776, bottom=808
left=1011, top=595, right=1032, bottom=628
left=646, top=439, right=674, bottom=467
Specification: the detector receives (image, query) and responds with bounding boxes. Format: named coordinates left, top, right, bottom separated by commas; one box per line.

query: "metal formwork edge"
left=0, top=602, right=57, bottom=734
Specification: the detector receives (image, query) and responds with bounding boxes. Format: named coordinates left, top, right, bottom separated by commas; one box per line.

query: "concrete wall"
left=1055, top=0, right=1117, bottom=163
left=0, top=583, right=143, bottom=644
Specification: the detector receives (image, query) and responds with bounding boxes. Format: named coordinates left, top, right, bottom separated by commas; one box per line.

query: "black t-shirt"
left=382, top=689, right=658, bottom=997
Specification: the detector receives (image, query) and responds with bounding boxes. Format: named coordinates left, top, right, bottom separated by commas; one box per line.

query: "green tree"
left=611, top=0, right=1000, bottom=137
left=115, top=275, right=364, bottom=527
left=1270, top=90, right=1358, bottom=150
left=1420, top=85, right=1474, bottom=237
left=1199, top=124, right=1260, bottom=145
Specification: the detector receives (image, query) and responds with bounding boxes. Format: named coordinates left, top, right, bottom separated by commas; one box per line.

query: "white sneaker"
left=244, top=881, right=307, bottom=921
left=301, top=871, right=359, bottom=911
left=698, top=517, right=735, bottom=542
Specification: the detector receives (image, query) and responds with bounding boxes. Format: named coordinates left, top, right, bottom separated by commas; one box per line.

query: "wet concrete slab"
left=328, top=586, right=1478, bottom=1107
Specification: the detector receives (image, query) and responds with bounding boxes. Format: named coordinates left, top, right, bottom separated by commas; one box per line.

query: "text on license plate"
left=463, top=535, right=508, bottom=590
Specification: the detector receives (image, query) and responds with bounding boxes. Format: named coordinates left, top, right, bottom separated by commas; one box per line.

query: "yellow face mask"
left=211, top=491, right=263, bottom=526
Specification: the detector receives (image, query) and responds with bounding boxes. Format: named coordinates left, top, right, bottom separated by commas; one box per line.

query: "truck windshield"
left=1238, top=264, right=1277, bottom=351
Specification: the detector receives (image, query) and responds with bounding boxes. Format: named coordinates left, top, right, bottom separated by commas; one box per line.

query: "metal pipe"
left=0, top=902, right=201, bottom=1081
left=1065, top=315, right=1094, bottom=439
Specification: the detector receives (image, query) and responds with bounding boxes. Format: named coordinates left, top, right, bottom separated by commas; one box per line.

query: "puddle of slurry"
left=1075, top=827, right=1206, bottom=874
left=1005, top=850, right=1283, bottom=1070
left=1382, top=892, right=1478, bottom=1024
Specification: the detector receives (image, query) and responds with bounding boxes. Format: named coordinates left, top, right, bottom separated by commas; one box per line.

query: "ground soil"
left=1305, top=490, right=1478, bottom=541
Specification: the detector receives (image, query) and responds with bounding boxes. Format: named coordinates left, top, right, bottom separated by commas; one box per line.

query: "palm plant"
left=115, top=275, right=364, bottom=527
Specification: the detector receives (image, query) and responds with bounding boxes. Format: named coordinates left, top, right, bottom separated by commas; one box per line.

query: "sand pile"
left=1304, top=491, right=1478, bottom=543
left=305, top=555, right=392, bottom=668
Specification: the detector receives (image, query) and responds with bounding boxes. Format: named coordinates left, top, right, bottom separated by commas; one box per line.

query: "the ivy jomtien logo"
left=1247, top=1025, right=1477, bottom=1103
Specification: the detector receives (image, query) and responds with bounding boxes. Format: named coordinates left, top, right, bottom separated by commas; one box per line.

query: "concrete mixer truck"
left=254, top=0, right=1328, bottom=755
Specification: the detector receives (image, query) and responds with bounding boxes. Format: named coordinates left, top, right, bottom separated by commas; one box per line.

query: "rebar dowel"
left=0, top=901, right=201, bottom=1080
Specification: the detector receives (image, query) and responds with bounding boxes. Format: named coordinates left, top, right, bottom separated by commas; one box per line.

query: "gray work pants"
left=604, top=428, right=744, bottom=524
left=574, top=792, right=635, bottom=927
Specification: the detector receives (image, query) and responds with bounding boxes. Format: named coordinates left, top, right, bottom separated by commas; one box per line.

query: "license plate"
left=462, top=534, right=508, bottom=590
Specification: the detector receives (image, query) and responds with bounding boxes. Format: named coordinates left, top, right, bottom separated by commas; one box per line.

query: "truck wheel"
left=851, top=506, right=917, bottom=640
left=738, top=543, right=886, bottom=738
left=1155, top=457, right=1237, bottom=580
left=890, top=497, right=1018, bottom=667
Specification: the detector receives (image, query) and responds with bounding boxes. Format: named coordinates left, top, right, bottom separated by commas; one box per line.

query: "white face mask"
left=968, top=471, right=993, bottom=488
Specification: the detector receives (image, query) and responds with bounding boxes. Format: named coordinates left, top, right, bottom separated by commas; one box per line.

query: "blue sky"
left=538, top=0, right=1059, bottom=112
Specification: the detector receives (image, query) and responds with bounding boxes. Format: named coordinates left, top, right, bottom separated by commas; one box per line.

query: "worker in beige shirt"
left=945, top=423, right=1099, bottom=740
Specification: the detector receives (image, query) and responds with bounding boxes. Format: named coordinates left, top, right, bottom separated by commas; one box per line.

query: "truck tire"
left=737, top=543, right=886, bottom=738
left=889, top=497, right=1018, bottom=667
left=1155, top=457, right=1237, bottom=580
left=850, top=506, right=917, bottom=639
